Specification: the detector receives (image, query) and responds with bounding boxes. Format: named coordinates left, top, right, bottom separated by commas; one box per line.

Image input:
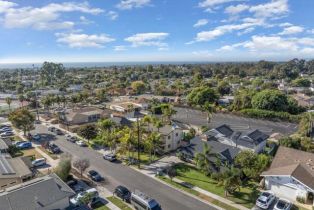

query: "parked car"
left=0, top=132, right=14, bottom=137
left=70, top=188, right=99, bottom=206
left=0, top=127, right=12, bottom=132
left=17, top=141, right=32, bottom=149
left=274, top=198, right=292, bottom=210
left=88, top=170, right=103, bottom=182
left=14, top=141, right=27, bottom=146
left=48, top=126, right=56, bottom=132
left=66, top=135, right=77, bottom=143
left=114, top=185, right=131, bottom=202
left=256, top=192, right=276, bottom=209
left=47, top=143, right=61, bottom=154
left=33, top=134, right=41, bottom=141
left=76, top=140, right=87, bottom=147
left=32, top=158, right=46, bottom=167
left=103, top=153, right=117, bottom=162
left=0, top=124, right=10, bottom=129
left=55, top=129, right=63, bottom=135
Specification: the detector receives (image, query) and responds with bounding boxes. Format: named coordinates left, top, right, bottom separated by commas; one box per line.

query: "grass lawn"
left=158, top=176, right=239, bottom=210
left=93, top=201, right=110, bottom=210
left=22, top=148, right=43, bottom=159
left=37, top=146, right=59, bottom=160
left=107, top=196, right=133, bottom=210
left=173, top=163, right=259, bottom=208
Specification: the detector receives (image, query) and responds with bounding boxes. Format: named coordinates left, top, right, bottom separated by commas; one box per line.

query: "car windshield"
left=277, top=200, right=288, bottom=209
left=150, top=204, right=161, bottom=210
left=90, top=171, right=97, bottom=175
left=257, top=199, right=266, bottom=204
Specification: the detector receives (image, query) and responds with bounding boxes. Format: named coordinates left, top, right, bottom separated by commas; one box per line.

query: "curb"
left=129, top=166, right=224, bottom=210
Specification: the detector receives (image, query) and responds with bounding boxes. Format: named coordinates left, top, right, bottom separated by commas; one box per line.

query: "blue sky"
left=0, top=0, right=314, bottom=63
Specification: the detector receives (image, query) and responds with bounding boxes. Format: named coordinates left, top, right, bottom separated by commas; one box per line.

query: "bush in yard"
left=55, top=153, right=72, bottom=181
left=167, top=167, right=177, bottom=181
left=240, top=109, right=300, bottom=122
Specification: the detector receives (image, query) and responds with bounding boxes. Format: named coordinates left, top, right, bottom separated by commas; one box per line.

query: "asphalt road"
left=173, top=107, right=298, bottom=135
left=34, top=124, right=218, bottom=210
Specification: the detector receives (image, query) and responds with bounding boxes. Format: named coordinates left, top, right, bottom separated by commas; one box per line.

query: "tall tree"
left=73, top=158, right=90, bottom=177
left=8, top=109, right=35, bottom=135
left=195, top=143, right=217, bottom=176
left=5, top=97, right=12, bottom=112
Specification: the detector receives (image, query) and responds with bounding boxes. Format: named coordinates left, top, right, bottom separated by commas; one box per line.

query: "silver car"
left=256, top=192, right=276, bottom=209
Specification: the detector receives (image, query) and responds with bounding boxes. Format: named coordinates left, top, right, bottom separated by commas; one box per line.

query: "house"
left=293, top=93, right=314, bottom=107
left=203, top=124, right=268, bottom=153
left=179, top=136, right=241, bottom=167
left=261, top=146, right=314, bottom=205
left=151, top=123, right=183, bottom=153
left=109, top=102, right=142, bottom=113
left=217, top=96, right=234, bottom=106
left=0, top=173, right=75, bottom=210
left=59, top=107, right=111, bottom=125
left=0, top=155, right=32, bottom=190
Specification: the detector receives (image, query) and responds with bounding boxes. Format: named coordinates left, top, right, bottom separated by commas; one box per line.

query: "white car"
left=76, top=140, right=87, bottom=147
left=70, top=188, right=98, bottom=206
left=256, top=192, right=276, bottom=209
left=32, top=158, right=46, bottom=167
left=274, top=198, right=292, bottom=210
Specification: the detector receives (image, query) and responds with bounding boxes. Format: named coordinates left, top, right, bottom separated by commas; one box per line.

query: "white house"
left=261, top=146, right=314, bottom=206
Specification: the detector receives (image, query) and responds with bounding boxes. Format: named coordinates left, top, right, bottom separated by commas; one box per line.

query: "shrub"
left=296, top=196, right=306, bottom=204
left=239, top=109, right=300, bottom=122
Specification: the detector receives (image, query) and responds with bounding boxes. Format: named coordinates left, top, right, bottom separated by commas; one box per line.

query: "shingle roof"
left=181, top=136, right=240, bottom=163
left=214, top=124, right=234, bottom=137
left=0, top=173, right=75, bottom=210
left=261, top=146, right=314, bottom=190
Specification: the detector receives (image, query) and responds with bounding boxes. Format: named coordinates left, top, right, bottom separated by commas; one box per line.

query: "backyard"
left=172, top=163, right=259, bottom=208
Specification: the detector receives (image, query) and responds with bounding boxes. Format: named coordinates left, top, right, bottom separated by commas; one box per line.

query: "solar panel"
left=0, top=156, right=15, bottom=175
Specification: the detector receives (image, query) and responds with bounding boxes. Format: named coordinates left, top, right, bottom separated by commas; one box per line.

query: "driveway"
left=173, top=107, right=298, bottom=135
left=34, top=123, right=218, bottom=210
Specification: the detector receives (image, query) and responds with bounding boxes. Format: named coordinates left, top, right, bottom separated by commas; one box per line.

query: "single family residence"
left=261, top=146, right=314, bottom=205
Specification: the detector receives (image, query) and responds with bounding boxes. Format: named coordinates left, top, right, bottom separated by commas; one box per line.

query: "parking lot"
left=173, top=107, right=298, bottom=135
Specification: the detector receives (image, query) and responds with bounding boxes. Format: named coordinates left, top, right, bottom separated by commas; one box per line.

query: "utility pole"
left=137, top=117, right=140, bottom=169
left=33, top=64, right=39, bottom=121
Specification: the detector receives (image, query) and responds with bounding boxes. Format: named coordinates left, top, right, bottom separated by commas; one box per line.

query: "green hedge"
left=239, top=109, right=301, bottom=122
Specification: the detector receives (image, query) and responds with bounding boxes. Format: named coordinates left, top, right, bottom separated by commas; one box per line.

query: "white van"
left=32, top=158, right=46, bottom=167
left=131, top=190, right=162, bottom=210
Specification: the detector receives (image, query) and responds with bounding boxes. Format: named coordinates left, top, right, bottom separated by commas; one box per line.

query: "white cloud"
left=79, top=16, right=93, bottom=25
left=125, top=32, right=169, bottom=48
left=117, top=0, right=151, bottom=10
left=1, top=2, right=103, bottom=30
left=193, top=19, right=208, bottom=28
left=56, top=33, right=115, bottom=48
left=279, top=22, right=292, bottom=27
left=249, top=0, right=289, bottom=19
left=192, top=50, right=213, bottom=57
left=217, top=42, right=245, bottom=51
left=225, top=4, right=249, bottom=15
left=198, top=0, right=244, bottom=12
left=114, top=45, right=127, bottom=51
left=106, top=11, right=119, bottom=20
left=193, top=18, right=264, bottom=42
left=0, top=0, right=16, bottom=13
left=278, top=25, right=304, bottom=35
left=243, top=35, right=299, bottom=52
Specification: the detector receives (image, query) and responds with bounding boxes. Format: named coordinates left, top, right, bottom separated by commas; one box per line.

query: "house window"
left=176, top=133, right=178, bottom=137
left=168, top=135, right=171, bottom=139
left=168, top=144, right=171, bottom=149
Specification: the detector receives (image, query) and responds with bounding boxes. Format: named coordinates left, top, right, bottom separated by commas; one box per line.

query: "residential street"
left=33, top=123, right=218, bottom=210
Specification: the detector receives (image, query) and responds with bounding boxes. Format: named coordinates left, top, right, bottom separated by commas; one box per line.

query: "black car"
left=55, top=129, right=63, bottom=135
left=88, top=170, right=102, bottom=182
left=48, top=143, right=61, bottom=154
left=114, top=185, right=131, bottom=202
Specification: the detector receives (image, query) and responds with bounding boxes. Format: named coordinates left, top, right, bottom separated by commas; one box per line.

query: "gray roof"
left=0, top=139, right=10, bottom=151
left=0, top=156, right=32, bottom=179
left=0, top=173, right=75, bottom=210
left=180, top=136, right=240, bottom=163
left=214, top=124, right=234, bottom=137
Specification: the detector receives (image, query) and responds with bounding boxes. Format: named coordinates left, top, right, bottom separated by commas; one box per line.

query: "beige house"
left=0, top=155, right=32, bottom=190
left=59, top=107, right=111, bottom=125
left=151, top=124, right=183, bottom=153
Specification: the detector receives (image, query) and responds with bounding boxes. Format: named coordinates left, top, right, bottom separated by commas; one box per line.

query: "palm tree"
left=118, top=127, right=135, bottom=159
left=194, top=143, right=217, bottom=176
left=153, top=119, right=163, bottom=132
left=202, top=102, right=215, bottom=124
left=220, top=167, right=242, bottom=197
left=5, top=97, right=12, bottom=112
left=162, top=105, right=176, bottom=124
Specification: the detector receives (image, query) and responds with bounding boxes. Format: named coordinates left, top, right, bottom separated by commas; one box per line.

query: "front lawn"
left=107, top=196, right=132, bottom=210
left=37, top=146, right=59, bottom=160
left=173, top=163, right=259, bottom=208
left=22, top=148, right=43, bottom=160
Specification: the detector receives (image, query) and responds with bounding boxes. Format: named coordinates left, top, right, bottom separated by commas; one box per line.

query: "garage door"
left=269, top=181, right=297, bottom=200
